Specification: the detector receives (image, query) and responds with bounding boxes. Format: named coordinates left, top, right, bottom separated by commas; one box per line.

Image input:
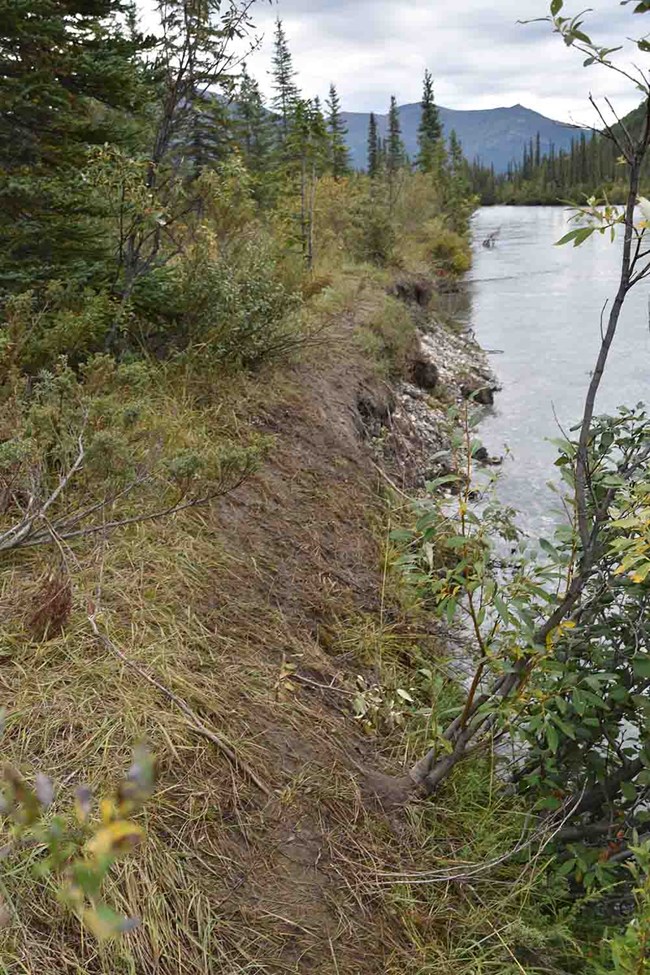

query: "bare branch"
left=589, top=95, right=629, bottom=160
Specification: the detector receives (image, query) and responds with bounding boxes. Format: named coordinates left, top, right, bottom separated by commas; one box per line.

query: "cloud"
left=240, top=0, right=647, bottom=124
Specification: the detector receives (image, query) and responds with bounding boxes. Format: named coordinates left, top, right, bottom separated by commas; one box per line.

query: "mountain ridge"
left=342, top=102, right=587, bottom=173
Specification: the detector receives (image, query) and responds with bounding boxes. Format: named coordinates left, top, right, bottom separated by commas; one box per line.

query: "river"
left=461, top=205, right=650, bottom=538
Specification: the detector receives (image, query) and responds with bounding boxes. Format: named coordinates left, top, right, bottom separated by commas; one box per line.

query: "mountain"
left=342, top=103, right=586, bottom=173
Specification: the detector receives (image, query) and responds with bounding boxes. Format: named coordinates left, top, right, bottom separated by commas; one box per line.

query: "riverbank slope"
left=0, top=242, right=523, bottom=973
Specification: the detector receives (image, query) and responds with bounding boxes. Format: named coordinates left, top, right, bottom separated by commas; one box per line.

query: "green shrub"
left=1, top=285, right=126, bottom=376
left=1, top=236, right=302, bottom=376
left=356, top=296, right=417, bottom=378
left=350, top=194, right=396, bottom=267
left=427, top=226, right=472, bottom=275
left=168, top=235, right=303, bottom=370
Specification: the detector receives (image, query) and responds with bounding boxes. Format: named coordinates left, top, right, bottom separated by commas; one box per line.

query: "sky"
left=236, top=0, right=649, bottom=124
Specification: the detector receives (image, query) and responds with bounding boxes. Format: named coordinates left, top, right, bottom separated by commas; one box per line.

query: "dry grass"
left=0, top=271, right=576, bottom=975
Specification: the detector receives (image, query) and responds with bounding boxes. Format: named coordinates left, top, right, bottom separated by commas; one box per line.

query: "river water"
left=461, top=205, right=650, bottom=538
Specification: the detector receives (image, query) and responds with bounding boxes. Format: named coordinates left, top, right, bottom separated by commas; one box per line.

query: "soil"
left=180, top=307, right=491, bottom=973
left=0, top=287, right=491, bottom=974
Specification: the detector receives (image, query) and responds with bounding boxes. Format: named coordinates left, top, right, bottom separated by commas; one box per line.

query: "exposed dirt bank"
left=183, top=285, right=495, bottom=972
left=1, top=277, right=494, bottom=974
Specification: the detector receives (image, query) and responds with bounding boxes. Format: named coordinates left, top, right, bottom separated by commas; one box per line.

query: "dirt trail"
left=182, top=310, right=490, bottom=973
left=201, top=330, right=409, bottom=973
left=0, top=294, right=490, bottom=974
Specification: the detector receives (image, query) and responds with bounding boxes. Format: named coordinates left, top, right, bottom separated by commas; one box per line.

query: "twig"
left=291, top=673, right=355, bottom=696
left=87, top=613, right=272, bottom=797
left=366, top=789, right=584, bottom=886
left=368, top=459, right=416, bottom=503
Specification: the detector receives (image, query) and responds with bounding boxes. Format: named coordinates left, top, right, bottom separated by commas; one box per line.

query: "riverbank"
left=0, top=244, right=519, bottom=972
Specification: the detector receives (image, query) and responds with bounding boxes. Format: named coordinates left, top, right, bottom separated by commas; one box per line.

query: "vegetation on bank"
left=3, top=0, right=650, bottom=972
left=0, top=0, right=475, bottom=967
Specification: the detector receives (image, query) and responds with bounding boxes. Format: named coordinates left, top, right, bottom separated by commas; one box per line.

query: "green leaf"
left=535, top=794, right=562, bottom=810
left=557, top=857, right=577, bottom=876
left=551, top=714, right=576, bottom=739
left=633, top=655, right=650, bottom=678
left=444, top=535, right=470, bottom=549
left=425, top=474, right=461, bottom=490
left=551, top=0, right=563, bottom=13
left=493, top=593, right=511, bottom=624
left=555, top=226, right=595, bottom=247
left=621, top=781, right=637, bottom=802
left=539, top=538, right=561, bottom=560
left=556, top=228, right=583, bottom=246
left=547, top=722, right=560, bottom=754
left=389, top=529, right=413, bottom=542
left=572, top=689, right=587, bottom=716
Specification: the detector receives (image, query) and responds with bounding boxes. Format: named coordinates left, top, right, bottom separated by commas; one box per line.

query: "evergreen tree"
left=579, top=131, right=588, bottom=182
left=325, top=83, right=350, bottom=178
left=416, top=69, right=442, bottom=173
left=153, top=0, right=244, bottom=176
left=378, top=137, right=388, bottom=171
left=448, top=129, right=465, bottom=177
left=286, top=98, right=328, bottom=266
left=271, top=18, right=299, bottom=143
left=236, top=67, right=275, bottom=201
left=187, top=95, right=234, bottom=175
left=237, top=68, right=272, bottom=170
left=116, top=0, right=253, bottom=294
left=367, top=112, right=380, bottom=176
left=0, top=0, right=147, bottom=291
left=446, top=129, right=471, bottom=230
left=387, top=96, right=404, bottom=174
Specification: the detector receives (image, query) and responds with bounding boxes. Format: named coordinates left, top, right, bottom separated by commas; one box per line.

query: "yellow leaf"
left=100, top=798, right=117, bottom=824
left=87, top=820, right=144, bottom=859
left=82, top=906, right=135, bottom=940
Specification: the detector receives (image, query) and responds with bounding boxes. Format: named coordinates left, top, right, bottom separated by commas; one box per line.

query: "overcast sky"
left=238, top=1, right=648, bottom=124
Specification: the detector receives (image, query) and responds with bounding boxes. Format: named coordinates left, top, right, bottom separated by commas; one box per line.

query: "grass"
left=0, top=319, right=413, bottom=972
left=0, top=180, right=589, bottom=975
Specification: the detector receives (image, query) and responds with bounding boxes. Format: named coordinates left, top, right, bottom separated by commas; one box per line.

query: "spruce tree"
left=237, top=69, right=273, bottom=170
left=118, top=0, right=253, bottom=293
left=285, top=98, right=328, bottom=266
left=271, top=18, right=299, bottom=143
left=416, top=69, right=442, bottom=173
left=447, top=128, right=471, bottom=229
left=152, top=0, right=248, bottom=178
left=325, top=83, right=350, bottom=179
left=0, top=0, right=147, bottom=291
left=448, top=129, right=465, bottom=179
left=386, top=96, right=404, bottom=174
left=367, top=112, right=379, bottom=176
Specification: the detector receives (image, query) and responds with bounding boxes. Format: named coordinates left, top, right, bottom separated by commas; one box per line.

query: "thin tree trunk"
left=408, top=96, right=650, bottom=798
left=307, top=161, right=316, bottom=270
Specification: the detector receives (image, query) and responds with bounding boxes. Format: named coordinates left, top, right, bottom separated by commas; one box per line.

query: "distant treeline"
left=467, top=103, right=649, bottom=205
